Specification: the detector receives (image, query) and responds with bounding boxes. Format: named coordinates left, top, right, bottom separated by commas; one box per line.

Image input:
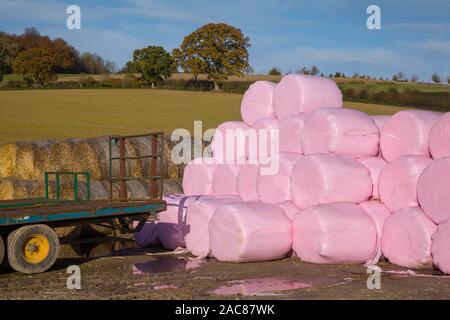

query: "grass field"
left=0, top=89, right=407, bottom=143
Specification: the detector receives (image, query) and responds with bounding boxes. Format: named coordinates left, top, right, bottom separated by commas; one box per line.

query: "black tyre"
left=0, top=236, right=4, bottom=266
left=7, top=224, right=60, bottom=274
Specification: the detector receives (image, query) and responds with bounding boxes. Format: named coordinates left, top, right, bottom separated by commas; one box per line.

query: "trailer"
left=0, top=133, right=166, bottom=274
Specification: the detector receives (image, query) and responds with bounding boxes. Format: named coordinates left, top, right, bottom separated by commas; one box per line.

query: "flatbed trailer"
left=0, top=133, right=166, bottom=274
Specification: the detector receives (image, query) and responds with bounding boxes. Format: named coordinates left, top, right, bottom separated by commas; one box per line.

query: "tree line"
left=0, top=27, right=116, bottom=85
left=1, top=24, right=449, bottom=87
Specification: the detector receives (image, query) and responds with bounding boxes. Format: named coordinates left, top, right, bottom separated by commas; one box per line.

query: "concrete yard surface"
left=0, top=237, right=449, bottom=300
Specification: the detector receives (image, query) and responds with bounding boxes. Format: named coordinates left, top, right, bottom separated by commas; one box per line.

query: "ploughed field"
left=0, top=89, right=406, bottom=143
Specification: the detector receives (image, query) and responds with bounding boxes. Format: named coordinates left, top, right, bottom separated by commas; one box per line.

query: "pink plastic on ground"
left=380, top=110, right=440, bottom=162
left=185, top=196, right=241, bottom=258
left=359, top=201, right=391, bottom=264
left=250, top=117, right=280, bottom=161
left=292, top=203, right=377, bottom=264
left=417, top=157, right=450, bottom=224
left=279, top=114, right=306, bottom=153
left=357, top=157, right=387, bottom=200
left=212, top=164, right=241, bottom=196
left=290, top=154, right=372, bottom=209
left=301, top=108, right=380, bottom=157
left=240, top=81, right=277, bottom=126
left=371, top=115, right=391, bottom=131
left=277, top=201, right=300, bottom=221
left=210, top=121, right=250, bottom=164
left=156, top=194, right=202, bottom=250
left=431, top=220, right=450, bottom=275
left=273, top=74, right=343, bottom=120
left=381, top=207, right=437, bottom=268
left=182, top=157, right=217, bottom=196
left=257, top=152, right=303, bottom=204
left=429, top=112, right=450, bottom=160
left=236, top=163, right=259, bottom=201
left=209, top=201, right=292, bottom=262
left=134, top=221, right=159, bottom=247
left=378, top=155, right=432, bottom=212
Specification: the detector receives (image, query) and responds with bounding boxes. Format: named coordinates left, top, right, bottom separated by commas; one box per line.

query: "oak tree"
left=173, top=23, right=250, bottom=90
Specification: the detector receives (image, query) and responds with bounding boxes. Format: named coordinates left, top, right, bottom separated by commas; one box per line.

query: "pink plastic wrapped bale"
left=380, top=110, right=440, bottom=162
left=381, top=207, right=437, bottom=268
left=250, top=117, right=280, bottom=161
left=357, top=157, right=387, bottom=200
left=240, top=81, right=277, bottom=126
left=431, top=219, right=450, bottom=275
left=134, top=221, right=159, bottom=247
left=429, top=112, right=450, bottom=160
left=378, top=155, right=432, bottom=212
left=236, top=163, right=259, bottom=201
left=257, top=152, right=303, bottom=204
left=182, top=157, right=217, bottom=196
left=156, top=194, right=202, bottom=250
left=185, top=196, right=241, bottom=258
left=359, top=201, right=391, bottom=264
left=273, top=74, right=343, bottom=120
left=292, top=203, right=377, bottom=265
left=209, top=201, right=292, bottom=262
left=290, top=154, right=372, bottom=209
left=301, top=108, right=380, bottom=157
left=277, top=201, right=300, bottom=221
left=212, top=164, right=241, bottom=196
left=417, top=157, right=450, bottom=224
left=279, top=114, right=306, bottom=153
left=371, top=115, right=391, bottom=131
left=210, top=121, right=250, bottom=164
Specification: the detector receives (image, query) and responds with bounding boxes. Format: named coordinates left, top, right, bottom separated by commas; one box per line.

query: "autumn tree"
left=13, top=47, right=58, bottom=86
left=173, top=23, right=250, bottom=90
left=127, top=46, right=173, bottom=88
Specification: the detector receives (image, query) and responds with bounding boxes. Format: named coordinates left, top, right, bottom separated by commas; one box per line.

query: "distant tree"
left=334, top=72, right=341, bottom=78
left=79, top=52, right=111, bottom=74
left=392, top=74, right=398, bottom=82
left=395, top=71, right=405, bottom=81
left=447, top=76, right=450, bottom=84
left=128, top=45, right=173, bottom=88
left=173, top=23, right=250, bottom=90
left=13, top=46, right=58, bottom=86
left=310, top=65, right=320, bottom=76
left=411, top=74, right=419, bottom=82
left=104, top=60, right=117, bottom=74
left=49, top=38, right=77, bottom=73
left=342, top=73, right=346, bottom=78
left=431, top=73, right=441, bottom=84
left=268, top=67, right=281, bottom=76
left=297, top=67, right=309, bottom=75
left=328, top=73, right=333, bottom=78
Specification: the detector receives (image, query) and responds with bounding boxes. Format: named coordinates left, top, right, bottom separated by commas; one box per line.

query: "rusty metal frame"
left=109, top=132, right=164, bottom=202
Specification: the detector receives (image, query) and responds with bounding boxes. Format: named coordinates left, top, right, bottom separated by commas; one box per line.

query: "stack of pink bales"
left=136, top=74, right=450, bottom=274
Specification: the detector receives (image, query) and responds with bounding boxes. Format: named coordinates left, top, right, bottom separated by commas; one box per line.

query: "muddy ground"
left=1, top=236, right=450, bottom=300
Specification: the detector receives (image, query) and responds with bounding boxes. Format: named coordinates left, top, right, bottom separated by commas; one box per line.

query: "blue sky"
left=0, top=0, right=449, bottom=81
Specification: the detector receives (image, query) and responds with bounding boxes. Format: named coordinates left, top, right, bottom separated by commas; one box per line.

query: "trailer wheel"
left=7, top=225, right=60, bottom=274
left=0, top=236, right=4, bottom=266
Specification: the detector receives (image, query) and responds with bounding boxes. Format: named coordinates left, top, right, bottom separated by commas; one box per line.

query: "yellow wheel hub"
left=22, top=234, right=50, bottom=264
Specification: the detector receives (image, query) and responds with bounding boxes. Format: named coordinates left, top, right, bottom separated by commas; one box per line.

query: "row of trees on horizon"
left=0, top=25, right=449, bottom=87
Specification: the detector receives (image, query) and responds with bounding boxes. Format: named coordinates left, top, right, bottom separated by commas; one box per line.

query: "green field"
left=0, top=89, right=407, bottom=143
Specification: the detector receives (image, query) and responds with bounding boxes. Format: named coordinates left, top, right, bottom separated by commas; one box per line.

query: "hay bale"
left=0, top=178, right=44, bottom=200
left=14, top=142, right=39, bottom=179
left=0, top=143, right=17, bottom=178
left=71, top=139, right=103, bottom=180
